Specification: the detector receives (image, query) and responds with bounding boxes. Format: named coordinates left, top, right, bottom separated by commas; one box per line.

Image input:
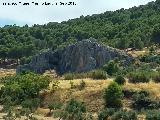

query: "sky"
left=0, top=0, right=155, bottom=27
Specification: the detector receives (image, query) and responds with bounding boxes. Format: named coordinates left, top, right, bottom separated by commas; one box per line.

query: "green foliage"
left=128, top=71, right=150, bottom=83
left=132, top=91, right=160, bottom=110
left=103, top=60, right=119, bottom=76
left=98, top=108, right=116, bottom=120
left=98, top=109, right=137, bottom=120
left=21, top=98, right=40, bottom=112
left=2, top=0, right=160, bottom=64
left=114, top=75, right=126, bottom=85
left=3, top=108, right=21, bottom=120
left=64, top=73, right=74, bottom=80
left=111, top=110, right=137, bottom=120
left=20, top=56, right=32, bottom=65
left=140, top=54, right=160, bottom=64
left=48, top=102, right=63, bottom=112
left=0, top=73, right=50, bottom=104
left=122, top=89, right=137, bottom=99
left=146, top=110, right=160, bottom=120
left=104, top=82, right=123, bottom=108
left=91, top=70, right=107, bottom=80
left=64, top=70, right=107, bottom=80
left=59, top=99, right=86, bottom=120
left=152, top=72, right=160, bottom=83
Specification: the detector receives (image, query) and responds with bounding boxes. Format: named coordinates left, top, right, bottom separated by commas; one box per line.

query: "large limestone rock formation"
left=17, top=39, right=134, bottom=74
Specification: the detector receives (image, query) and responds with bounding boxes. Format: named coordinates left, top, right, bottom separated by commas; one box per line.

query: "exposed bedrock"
left=17, top=39, right=134, bottom=74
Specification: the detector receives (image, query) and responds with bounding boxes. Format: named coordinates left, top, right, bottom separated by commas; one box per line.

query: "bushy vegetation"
left=2, top=0, right=160, bottom=119
left=128, top=71, right=150, bottom=83
left=104, top=82, right=123, bottom=108
left=152, top=72, right=160, bottom=83
left=140, top=54, right=160, bottom=64
left=0, top=73, right=50, bottom=104
left=98, top=109, right=137, bottom=120
left=64, top=70, right=107, bottom=80
left=103, top=60, right=120, bottom=76
left=48, top=102, right=63, bottom=113
left=91, top=70, right=107, bottom=80
left=114, top=75, right=126, bottom=85
left=1, top=0, right=160, bottom=65
left=132, top=91, right=160, bottom=110
left=64, top=73, right=74, bottom=80
left=98, top=108, right=116, bottom=120
left=146, top=110, right=160, bottom=120
left=111, top=110, right=137, bottom=120
left=53, top=99, right=87, bottom=120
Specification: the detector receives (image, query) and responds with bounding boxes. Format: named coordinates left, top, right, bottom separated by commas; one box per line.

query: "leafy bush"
left=48, top=102, right=63, bottom=112
left=146, top=110, right=160, bottom=120
left=21, top=98, right=40, bottom=112
left=91, top=70, right=107, bottom=80
left=104, top=82, right=123, bottom=108
left=128, top=71, right=150, bottom=83
left=114, top=75, right=126, bottom=85
left=122, top=89, right=137, bottom=99
left=64, top=73, right=74, bottom=80
left=132, top=91, right=160, bottom=110
left=98, top=108, right=116, bottom=120
left=20, top=56, right=32, bottom=65
left=63, top=99, right=86, bottom=120
left=63, top=70, right=107, bottom=80
left=152, top=72, right=160, bottom=83
left=111, top=110, right=137, bottom=120
left=0, top=73, right=50, bottom=104
left=103, top=60, right=120, bottom=76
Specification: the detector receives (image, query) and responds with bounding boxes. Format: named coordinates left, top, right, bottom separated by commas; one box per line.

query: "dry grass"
left=44, top=79, right=112, bottom=112
left=45, top=79, right=160, bottom=113
left=124, top=81, right=160, bottom=100
left=0, top=68, right=16, bottom=78
left=127, top=48, right=149, bottom=58
left=1, top=69, right=160, bottom=119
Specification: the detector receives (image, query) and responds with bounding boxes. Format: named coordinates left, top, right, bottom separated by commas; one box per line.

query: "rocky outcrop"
left=17, top=39, right=134, bottom=74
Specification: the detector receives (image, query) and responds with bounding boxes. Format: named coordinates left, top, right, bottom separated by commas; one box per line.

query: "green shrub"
left=0, top=73, right=50, bottom=104
left=20, top=56, right=32, bottom=65
left=152, top=72, right=160, bottom=83
left=48, top=102, right=63, bottom=112
left=128, top=71, right=150, bottom=83
left=122, top=89, right=137, bottom=99
left=21, top=98, right=40, bottom=112
left=104, top=82, right=123, bottom=108
left=111, top=110, right=137, bottom=120
left=64, top=73, right=74, bottom=80
left=103, top=60, right=120, bottom=76
left=98, top=108, right=116, bottom=120
left=132, top=91, right=160, bottom=110
left=146, top=110, right=160, bottom=120
left=114, top=75, right=126, bottom=85
left=64, top=99, right=86, bottom=120
left=91, top=70, right=107, bottom=80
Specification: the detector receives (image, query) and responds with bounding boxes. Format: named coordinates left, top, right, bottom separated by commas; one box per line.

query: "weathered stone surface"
left=17, top=39, right=134, bottom=74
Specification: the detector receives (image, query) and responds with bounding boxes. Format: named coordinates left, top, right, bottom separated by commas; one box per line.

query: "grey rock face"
left=17, top=39, right=134, bottom=74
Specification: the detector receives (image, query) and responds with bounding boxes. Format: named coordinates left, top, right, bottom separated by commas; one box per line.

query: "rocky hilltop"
left=17, top=39, right=134, bottom=74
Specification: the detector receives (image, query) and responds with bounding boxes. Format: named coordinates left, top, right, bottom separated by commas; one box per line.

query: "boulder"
left=17, top=39, right=134, bottom=74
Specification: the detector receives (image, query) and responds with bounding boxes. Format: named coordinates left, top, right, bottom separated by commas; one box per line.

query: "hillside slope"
left=0, top=0, right=160, bottom=63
